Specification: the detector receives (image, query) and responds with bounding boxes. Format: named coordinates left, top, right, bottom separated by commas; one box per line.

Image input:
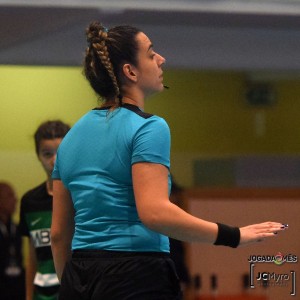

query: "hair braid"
left=89, top=28, right=121, bottom=103
left=84, top=21, right=140, bottom=104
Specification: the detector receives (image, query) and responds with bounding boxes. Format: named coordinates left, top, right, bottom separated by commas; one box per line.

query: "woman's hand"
left=239, top=222, right=288, bottom=246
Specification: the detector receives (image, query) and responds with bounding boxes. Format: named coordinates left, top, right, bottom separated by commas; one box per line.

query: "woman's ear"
left=122, top=63, right=138, bottom=83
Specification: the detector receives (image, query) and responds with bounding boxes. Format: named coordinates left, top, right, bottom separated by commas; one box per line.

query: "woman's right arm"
left=132, top=162, right=286, bottom=247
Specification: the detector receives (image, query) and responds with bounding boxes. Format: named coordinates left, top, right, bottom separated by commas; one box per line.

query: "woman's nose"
left=157, top=54, right=166, bottom=66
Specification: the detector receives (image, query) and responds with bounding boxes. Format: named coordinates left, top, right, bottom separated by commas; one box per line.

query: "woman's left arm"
left=51, top=180, right=74, bottom=282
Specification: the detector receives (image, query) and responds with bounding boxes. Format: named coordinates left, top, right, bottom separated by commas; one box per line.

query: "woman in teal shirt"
left=51, top=21, right=286, bottom=300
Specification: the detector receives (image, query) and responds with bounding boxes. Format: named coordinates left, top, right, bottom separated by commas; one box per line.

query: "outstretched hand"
left=239, top=222, right=288, bottom=246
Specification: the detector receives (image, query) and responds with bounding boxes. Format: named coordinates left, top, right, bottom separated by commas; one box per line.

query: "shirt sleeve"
left=19, top=197, right=30, bottom=237
left=131, top=117, right=171, bottom=169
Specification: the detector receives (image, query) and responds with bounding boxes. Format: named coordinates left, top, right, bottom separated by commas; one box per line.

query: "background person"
left=51, top=21, right=287, bottom=300
left=0, top=181, right=25, bottom=300
left=19, top=120, right=70, bottom=300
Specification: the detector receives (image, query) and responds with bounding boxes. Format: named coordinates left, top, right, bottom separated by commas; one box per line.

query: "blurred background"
left=1, top=1, right=300, bottom=299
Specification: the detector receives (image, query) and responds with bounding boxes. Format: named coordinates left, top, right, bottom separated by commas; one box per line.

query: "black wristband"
left=214, top=223, right=240, bottom=248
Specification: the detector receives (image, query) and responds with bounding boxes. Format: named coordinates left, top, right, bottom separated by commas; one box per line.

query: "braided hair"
left=84, top=21, right=140, bottom=105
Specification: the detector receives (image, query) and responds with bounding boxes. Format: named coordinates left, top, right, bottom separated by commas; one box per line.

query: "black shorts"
left=59, top=250, right=182, bottom=300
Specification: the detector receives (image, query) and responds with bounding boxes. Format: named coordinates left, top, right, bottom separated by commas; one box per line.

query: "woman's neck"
left=121, top=87, right=145, bottom=109
left=102, top=97, right=144, bottom=110
left=101, top=88, right=145, bottom=110
left=122, top=96, right=144, bottom=109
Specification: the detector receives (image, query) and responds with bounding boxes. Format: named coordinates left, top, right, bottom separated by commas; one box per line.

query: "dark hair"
left=84, top=21, right=141, bottom=103
left=34, top=120, right=70, bottom=155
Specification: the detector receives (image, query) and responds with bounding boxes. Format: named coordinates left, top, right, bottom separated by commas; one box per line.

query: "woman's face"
left=134, top=32, right=166, bottom=97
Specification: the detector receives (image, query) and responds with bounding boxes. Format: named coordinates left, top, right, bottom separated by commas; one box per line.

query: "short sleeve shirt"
left=52, top=104, right=171, bottom=252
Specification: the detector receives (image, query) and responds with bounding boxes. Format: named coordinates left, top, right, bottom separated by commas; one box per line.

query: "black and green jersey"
left=19, top=182, right=59, bottom=299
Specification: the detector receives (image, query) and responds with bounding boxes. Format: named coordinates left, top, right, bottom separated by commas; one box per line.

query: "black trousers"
left=59, top=250, right=182, bottom=300
left=0, top=272, right=25, bottom=300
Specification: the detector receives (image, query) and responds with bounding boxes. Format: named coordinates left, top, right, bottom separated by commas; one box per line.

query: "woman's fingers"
left=239, top=222, right=288, bottom=246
